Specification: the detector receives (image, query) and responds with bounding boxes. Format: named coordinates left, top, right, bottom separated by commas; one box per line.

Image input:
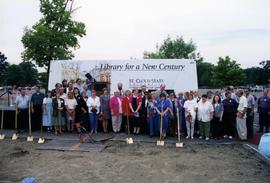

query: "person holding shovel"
left=156, top=93, right=170, bottom=139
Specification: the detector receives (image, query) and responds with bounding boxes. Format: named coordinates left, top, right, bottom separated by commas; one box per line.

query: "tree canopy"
left=21, top=0, right=86, bottom=86
left=0, top=52, right=9, bottom=85
left=143, top=36, right=196, bottom=59
left=211, top=56, right=246, bottom=88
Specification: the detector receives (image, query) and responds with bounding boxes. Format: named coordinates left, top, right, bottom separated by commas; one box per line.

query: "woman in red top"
left=122, top=90, right=132, bottom=134
left=129, top=88, right=142, bottom=134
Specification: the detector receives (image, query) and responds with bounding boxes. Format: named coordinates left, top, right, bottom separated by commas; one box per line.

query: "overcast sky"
left=1, top=0, right=270, bottom=68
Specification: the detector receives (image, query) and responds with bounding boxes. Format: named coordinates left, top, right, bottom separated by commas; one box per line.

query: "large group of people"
left=13, top=80, right=270, bottom=141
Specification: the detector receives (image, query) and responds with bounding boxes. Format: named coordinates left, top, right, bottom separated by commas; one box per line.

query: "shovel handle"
left=15, top=107, right=18, bottom=132
left=176, top=108, right=180, bottom=142
left=28, top=103, right=32, bottom=137
left=1, top=109, right=3, bottom=131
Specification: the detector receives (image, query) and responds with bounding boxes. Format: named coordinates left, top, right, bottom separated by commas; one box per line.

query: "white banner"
left=48, top=59, right=198, bottom=93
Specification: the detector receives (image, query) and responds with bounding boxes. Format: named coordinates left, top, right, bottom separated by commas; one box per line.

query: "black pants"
left=18, top=108, right=28, bottom=131
left=222, top=112, right=236, bottom=136
left=259, top=112, right=269, bottom=133
left=212, top=116, right=222, bottom=138
left=246, top=108, right=254, bottom=138
left=32, top=105, right=43, bottom=131
left=139, top=112, right=148, bottom=134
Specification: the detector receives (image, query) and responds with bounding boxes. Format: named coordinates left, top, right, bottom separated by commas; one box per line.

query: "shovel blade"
left=157, top=140, right=164, bottom=146
left=126, top=137, right=134, bottom=144
left=176, top=142, right=183, bottom=148
left=27, top=136, right=34, bottom=142
left=0, top=134, right=5, bottom=140
left=38, top=138, right=45, bottom=144
left=12, top=133, right=18, bottom=140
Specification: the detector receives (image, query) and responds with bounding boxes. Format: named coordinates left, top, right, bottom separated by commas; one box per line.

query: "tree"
left=5, top=65, right=25, bottom=86
left=5, top=62, right=38, bottom=86
left=143, top=36, right=214, bottom=87
left=259, top=60, right=270, bottom=70
left=21, top=0, right=86, bottom=87
left=143, top=36, right=196, bottom=59
left=197, top=61, right=214, bottom=87
left=0, top=52, right=9, bottom=85
left=244, top=67, right=270, bottom=86
left=211, top=56, right=246, bottom=88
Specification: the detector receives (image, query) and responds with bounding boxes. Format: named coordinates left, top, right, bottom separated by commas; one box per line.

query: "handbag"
left=91, top=108, right=97, bottom=113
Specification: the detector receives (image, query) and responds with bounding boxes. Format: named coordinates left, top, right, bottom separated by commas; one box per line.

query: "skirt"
left=53, top=112, right=65, bottom=126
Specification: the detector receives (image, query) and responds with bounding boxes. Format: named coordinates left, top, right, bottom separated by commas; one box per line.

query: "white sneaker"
left=229, top=136, right=233, bottom=140
left=191, top=136, right=194, bottom=139
left=223, top=135, right=228, bottom=138
left=186, top=136, right=190, bottom=139
left=199, top=136, right=203, bottom=139
left=205, top=138, right=209, bottom=141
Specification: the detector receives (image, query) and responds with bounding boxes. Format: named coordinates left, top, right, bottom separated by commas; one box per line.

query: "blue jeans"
left=149, top=114, right=159, bottom=136
left=89, top=113, right=98, bottom=132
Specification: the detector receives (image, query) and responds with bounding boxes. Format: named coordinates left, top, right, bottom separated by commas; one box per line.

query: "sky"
left=1, top=0, right=270, bottom=69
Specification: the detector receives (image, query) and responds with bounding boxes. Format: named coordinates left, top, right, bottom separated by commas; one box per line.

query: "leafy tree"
left=211, top=56, right=246, bottom=87
left=21, top=0, right=86, bottom=87
left=259, top=60, right=270, bottom=70
left=0, top=52, right=9, bottom=85
left=244, top=67, right=270, bottom=85
left=5, top=62, right=38, bottom=86
left=5, top=65, right=25, bottom=86
left=143, top=37, right=214, bottom=87
left=197, top=61, right=214, bottom=87
left=37, top=72, right=49, bottom=89
left=143, top=36, right=196, bottom=59
left=19, top=62, right=38, bottom=85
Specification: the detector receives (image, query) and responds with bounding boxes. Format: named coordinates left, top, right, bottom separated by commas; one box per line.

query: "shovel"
left=157, top=102, right=164, bottom=146
left=176, top=108, right=183, bottom=148
left=12, top=107, right=18, bottom=140
left=38, top=120, right=45, bottom=144
left=126, top=102, right=133, bottom=144
left=27, top=104, right=33, bottom=142
left=0, top=109, right=5, bottom=140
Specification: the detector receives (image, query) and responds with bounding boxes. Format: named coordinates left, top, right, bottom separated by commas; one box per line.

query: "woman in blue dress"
left=148, top=92, right=159, bottom=137
left=156, top=93, right=170, bottom=138
left=42, top=91, right=53, bottom=132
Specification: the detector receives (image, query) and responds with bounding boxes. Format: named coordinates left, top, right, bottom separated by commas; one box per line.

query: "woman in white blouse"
left=87, top=90, right=101, bottom=133
left=183, top=93, right=198, bottom=139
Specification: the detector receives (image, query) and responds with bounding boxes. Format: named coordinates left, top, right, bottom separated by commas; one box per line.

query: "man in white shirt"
left=236, top=89, right=248, bottom=140
left=197, top=94, right=214, bottom=140
left=15, top=88, right=30, bottom=131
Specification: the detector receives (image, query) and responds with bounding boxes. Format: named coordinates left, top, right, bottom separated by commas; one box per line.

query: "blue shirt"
left=258, top=96, right=270, bottom=113
left=222, top=98, right=238, bottom=114
left=157, top=99, right=170, bottom=116
left=15, top=95, right=30, bottom=109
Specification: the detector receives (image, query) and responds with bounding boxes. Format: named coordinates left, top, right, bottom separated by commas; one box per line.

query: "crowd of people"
left=13, top=79, right=270, bottom=141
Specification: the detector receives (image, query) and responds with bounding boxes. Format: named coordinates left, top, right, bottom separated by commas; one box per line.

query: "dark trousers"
left=140, top=112, right=148, bottom=134
left=246, top=108, right=254, bottom=138
left=222, top=112, right=236, bottom=136
left=259, top=112, right=269, bottom=133
left=18, top=108, right=28, bottom=131
left=211, top=116, right=222, bottom=138
left=181, top=110, right=187, bottom=136
left=32, top=105, right=43, bottom=131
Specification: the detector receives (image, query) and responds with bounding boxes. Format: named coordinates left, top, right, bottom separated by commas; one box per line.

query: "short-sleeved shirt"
left=213, top=103, right=223, bottom=118
left=222, top=98, right=238, bottom=114
left=258, top=96, right=270, bottom=113
left=246, top=94, right=255, bottom=110
left=65, top=98, right=78, bottom=109
left=15, top=95, right=30, bottom=109
left=183, top=100, right=198, bottom=113
left=31, top=92, right=45, bottom=105
left=197, top=101, right=214, bottom=122
left=238, top=96, right=247, bottom=118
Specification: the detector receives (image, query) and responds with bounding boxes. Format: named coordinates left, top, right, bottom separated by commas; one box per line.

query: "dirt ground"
left=0, top=140, right=270, bottom=183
